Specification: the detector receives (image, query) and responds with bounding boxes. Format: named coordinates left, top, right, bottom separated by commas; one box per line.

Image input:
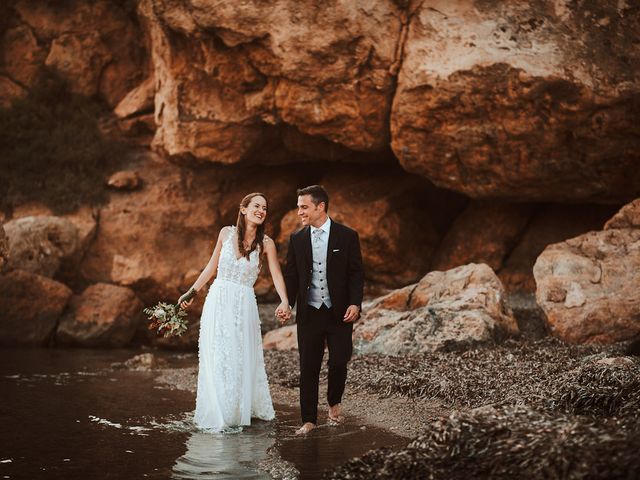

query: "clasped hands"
left=275, top=303, right=360, bottom=325
left=275, top=302, right=292, bottom=325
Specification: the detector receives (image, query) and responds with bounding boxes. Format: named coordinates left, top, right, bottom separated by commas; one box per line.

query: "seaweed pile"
left=345, top=338, right=638, bottom=416
left=264, top=339, right=639, bottom=417
left=327, top=406, right=640, bottom=479
left=264, top=338, right=640, bottom=478
left=549, top=361, right=640, bottom=417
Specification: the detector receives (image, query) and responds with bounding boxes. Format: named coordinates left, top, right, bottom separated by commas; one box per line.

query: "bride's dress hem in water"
left=194, top=225, right=275, bottom=432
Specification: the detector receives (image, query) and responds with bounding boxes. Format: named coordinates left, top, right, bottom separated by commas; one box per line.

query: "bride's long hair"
left=236, top=192, right=267, bottom=259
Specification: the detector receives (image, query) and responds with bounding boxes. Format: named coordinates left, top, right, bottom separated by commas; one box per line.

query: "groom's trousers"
left=297, top=304, right=353, bottom=424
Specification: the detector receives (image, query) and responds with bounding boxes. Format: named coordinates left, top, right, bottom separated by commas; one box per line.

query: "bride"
left=178, top=192, right=290, bottom=432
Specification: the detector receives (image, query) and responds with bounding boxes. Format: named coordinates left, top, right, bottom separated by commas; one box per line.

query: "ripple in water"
left=86, top=410, right=276, bottom=479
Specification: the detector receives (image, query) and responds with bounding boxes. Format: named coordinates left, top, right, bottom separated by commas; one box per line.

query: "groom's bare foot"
left=295, top=422, right=316, bottom=435
left=328, top=403, right=344, bottom=424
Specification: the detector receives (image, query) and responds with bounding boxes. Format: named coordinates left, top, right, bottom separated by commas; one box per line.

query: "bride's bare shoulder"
left=218, top=225, right=234, bottom=241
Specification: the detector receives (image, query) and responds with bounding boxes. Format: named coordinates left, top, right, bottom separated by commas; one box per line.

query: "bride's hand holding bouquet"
left=178, top=287, right=198, bottom=310
left=143, top=288, right=198, bottom=338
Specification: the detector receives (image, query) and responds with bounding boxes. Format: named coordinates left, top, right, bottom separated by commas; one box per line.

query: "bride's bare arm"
left=263, top=237, right=290, bottom=321
left=179, top=227, right=229, bottom=307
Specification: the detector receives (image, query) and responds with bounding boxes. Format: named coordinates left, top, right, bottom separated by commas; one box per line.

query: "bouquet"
left=143, top=288, right=196, bottom=338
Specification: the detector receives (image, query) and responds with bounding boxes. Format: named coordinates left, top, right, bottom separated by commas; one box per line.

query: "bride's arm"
left=263, top=237, right=290, bottom=320
left=179, top=227, right=229, bottom=307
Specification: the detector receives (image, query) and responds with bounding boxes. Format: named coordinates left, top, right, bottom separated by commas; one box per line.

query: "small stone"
left=107, top=171, right=141, bottom=190
left=596, top=357, right=634, bottom=367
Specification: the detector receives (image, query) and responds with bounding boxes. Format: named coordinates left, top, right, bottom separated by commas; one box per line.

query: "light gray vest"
left=307, top=227, right=332, bottom=308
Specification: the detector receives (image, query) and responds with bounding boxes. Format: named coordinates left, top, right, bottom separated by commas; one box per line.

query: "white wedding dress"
left=194, top=226, right=275, bottom=432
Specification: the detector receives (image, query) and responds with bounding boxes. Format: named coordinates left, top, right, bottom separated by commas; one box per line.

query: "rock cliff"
left=1, top=0, right=638, bottom=348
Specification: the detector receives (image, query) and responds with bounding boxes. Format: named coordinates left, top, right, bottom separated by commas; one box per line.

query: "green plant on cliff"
left=0, top=71, right=127, bottom=214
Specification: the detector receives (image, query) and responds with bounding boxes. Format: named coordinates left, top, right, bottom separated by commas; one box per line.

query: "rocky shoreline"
left=150, top=336, right=640, bottom=478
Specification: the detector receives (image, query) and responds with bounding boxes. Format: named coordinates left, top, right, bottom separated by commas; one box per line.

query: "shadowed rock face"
left=3, top=0, right=145, bottom=107
left=0, top=270, right=72, bottom=346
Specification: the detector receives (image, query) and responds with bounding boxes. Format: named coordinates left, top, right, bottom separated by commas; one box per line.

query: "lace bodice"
left=215, top=226, right=261, bottom=287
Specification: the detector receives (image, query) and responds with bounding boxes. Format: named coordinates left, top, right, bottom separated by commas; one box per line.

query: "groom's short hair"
left=297, top=185, right=329, bottom=212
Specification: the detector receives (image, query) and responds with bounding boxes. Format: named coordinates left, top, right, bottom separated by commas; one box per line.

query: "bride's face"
left=242, top=195, right=268, bottom=225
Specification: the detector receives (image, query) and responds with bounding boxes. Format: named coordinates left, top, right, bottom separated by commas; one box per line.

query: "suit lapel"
left=301, top=226, right=312, bottom=268
left=326, top=221, right=339, bottom=267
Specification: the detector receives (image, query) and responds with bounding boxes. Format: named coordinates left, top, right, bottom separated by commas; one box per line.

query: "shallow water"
left=0, top=348, right=406, bottom=479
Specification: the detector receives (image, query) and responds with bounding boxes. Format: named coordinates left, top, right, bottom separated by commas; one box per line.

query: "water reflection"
left=173, top=425, right=273, bottom=479
left=273, top=408, right=405, bottom=480
left=0, top=348, right=406, bottom=480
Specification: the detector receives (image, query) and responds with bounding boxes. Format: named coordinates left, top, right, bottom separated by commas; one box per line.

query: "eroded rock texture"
left=7, top=0, right=145, bottom=106
left=2, top=0, right=639, bottom=202
left=2, top=0, right=639, bottom=349
left=139, top=0, right=402, bottom=163
left=354, top=263, right=519, bottom=354
left=391, top=1, right=640, bottom=202
left=534, top=199, right=640, bottom=344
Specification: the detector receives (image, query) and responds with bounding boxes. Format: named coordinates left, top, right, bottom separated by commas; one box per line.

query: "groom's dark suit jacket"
left=284, top=220, right=364, bottom=323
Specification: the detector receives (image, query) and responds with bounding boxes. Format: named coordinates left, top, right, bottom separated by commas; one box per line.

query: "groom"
left=282, top=185, right=364, bottom=435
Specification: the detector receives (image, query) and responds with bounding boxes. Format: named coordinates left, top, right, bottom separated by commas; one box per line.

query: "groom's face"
left=297, top=194, right=325, bottom=227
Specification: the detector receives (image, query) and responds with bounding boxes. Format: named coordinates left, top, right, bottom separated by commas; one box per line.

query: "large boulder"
left=5, top=206, right=98, bottom=288
left=56, top=283, right=143, bottom=347
left=605, top=199, right=640, bottom=230
left=354, top=263, right=519, bottom=354
left=534, top=199, right=640, bottom=344
left=3, top=216, right=79, bottom=277
left=0, top=269, right=72, bottom=346
left=499, top=204, right=618, bottom=293
left=139, top=0, right=402, bottom=163
left=391, top=1, right=640, bottom=202
left=263, top=325, right=298, bottom=351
